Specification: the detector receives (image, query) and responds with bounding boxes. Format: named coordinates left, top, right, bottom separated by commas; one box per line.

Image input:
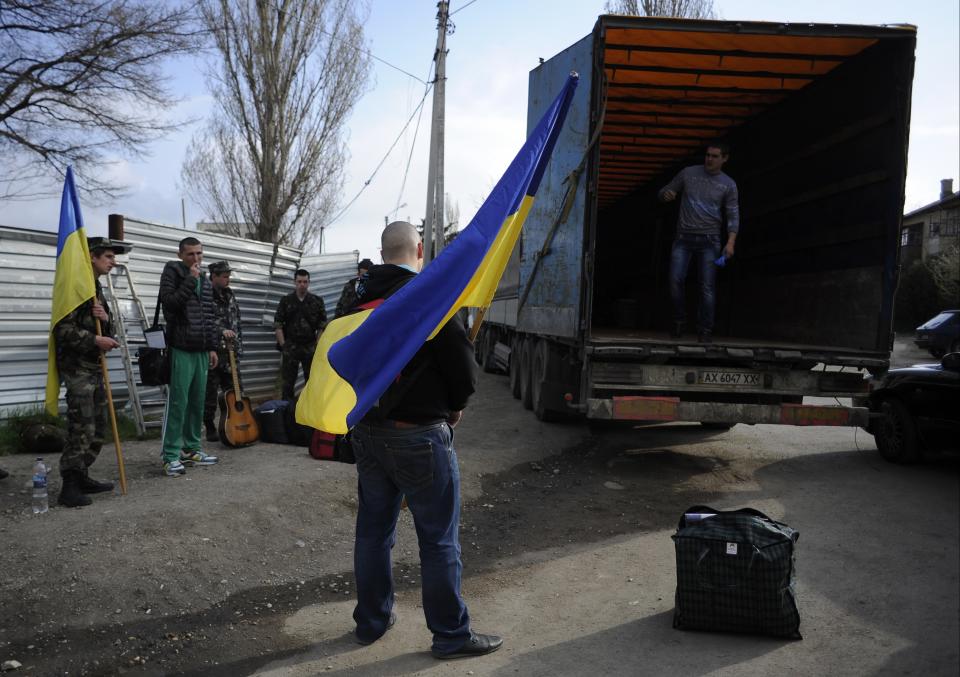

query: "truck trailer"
left=476, top=15, right=917, bottom=428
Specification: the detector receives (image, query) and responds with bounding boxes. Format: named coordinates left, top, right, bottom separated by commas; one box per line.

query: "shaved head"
left=381, top=221, right=421, bottom=266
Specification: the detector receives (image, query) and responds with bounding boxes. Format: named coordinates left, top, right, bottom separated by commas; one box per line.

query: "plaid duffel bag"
left=672, top=505, right=801, bottom=639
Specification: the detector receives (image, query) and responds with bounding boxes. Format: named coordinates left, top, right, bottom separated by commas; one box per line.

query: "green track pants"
left=162, top=348, right=209, bottom=463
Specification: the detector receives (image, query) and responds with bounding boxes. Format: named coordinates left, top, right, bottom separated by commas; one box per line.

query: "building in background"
left=900, top=179, right=959, bottom=267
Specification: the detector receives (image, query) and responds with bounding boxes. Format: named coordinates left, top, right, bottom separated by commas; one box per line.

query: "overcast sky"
left=1, top=0, right=957, bottom=262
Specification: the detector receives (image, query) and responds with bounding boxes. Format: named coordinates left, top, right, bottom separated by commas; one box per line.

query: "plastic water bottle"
left=32, top=458, right=48, bottom=514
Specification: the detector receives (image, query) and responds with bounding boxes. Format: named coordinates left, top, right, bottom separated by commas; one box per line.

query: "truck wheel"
left=875, top=398, right=921, bottom=464
left=519, top=338, right=534, bottom=410
left=532, top=339, right=562, bottom=422
left=509, top=336, right=522, bottom=399
left=473, top=326, right=486, bottom=366
left=481, top=329, right=499, bottom=373
left=700, top=422, right=735, bottom=431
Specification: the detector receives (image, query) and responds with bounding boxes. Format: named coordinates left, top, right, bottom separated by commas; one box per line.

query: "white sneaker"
left=164, top=460, right=187, bottom=476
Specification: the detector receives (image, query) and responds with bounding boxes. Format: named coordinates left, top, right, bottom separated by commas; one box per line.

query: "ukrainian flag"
left=297, top=73, right=578, bottom=434
left=44, top=167, right=96, bottom=415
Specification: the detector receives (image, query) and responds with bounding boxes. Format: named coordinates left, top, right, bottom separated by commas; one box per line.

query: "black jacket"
left=357, top=264, right=478, bottom=423
left=159, top=261, right=218, bottom=352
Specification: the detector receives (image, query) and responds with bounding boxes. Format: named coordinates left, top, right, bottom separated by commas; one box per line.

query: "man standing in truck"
left=659, top=141, right=739, bottom=344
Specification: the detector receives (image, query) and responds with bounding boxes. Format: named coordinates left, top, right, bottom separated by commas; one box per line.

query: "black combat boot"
left=58, top=470, right=92, bottom=508
left=79, top=467, right=114, bottom=494
left=205, top=420, right=219, bottom=442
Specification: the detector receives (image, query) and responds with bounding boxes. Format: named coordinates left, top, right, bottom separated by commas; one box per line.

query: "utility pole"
left=422, top=0, right=451, bottom=266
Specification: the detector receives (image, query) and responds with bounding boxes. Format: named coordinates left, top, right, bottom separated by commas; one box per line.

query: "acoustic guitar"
left=218, top=341, right=259, bottom=447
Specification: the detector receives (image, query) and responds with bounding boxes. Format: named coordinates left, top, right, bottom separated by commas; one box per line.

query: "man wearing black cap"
left=204, top=261, right=244, bottom=441
left=334, top=258, right=374, bottom=319
left=52, top=237, right=130, bottom=507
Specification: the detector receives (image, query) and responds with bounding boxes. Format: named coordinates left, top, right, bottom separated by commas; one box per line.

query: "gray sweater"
left=659, top=166, right=739, bottom=236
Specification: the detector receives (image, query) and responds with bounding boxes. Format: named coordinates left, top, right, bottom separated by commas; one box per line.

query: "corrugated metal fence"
left=0, top=220, right=358, bottom=424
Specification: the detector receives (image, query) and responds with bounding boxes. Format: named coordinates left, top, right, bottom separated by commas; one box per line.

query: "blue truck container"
left=478, top=15, right=916, bottom=427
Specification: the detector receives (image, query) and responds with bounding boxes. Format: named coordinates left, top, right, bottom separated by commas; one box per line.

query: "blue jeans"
left=669, top=233, right=721, bottom=332
left=351, top=421, right=471, bottom=652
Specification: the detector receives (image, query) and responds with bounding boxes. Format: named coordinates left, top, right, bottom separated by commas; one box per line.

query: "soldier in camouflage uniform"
left=53, top=236, right=130, bottom=508
left=274, top=268, right=327, bottom=400
left=334, top=258, right=373, bottom=318
left=204, top=261, right=244, bottom=441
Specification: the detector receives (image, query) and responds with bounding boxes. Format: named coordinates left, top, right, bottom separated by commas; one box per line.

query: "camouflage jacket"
left=212, top=285, right=243, bottom=356
left=54, top=279, right=114, bottom=375
left=273, top=292, right=327, bottom=346
left=334, top=277, right=361, bottom=318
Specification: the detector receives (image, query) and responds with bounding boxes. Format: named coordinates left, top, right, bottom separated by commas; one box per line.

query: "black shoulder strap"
left=153, top=289, right=162, bottom=327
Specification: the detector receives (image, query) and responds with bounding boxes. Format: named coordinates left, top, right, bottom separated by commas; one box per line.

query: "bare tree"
left=0, top=0, right=200, bottom=201
left=181, top=0, right=371, bottom=249
left=604, top=0, right=717, bottom=19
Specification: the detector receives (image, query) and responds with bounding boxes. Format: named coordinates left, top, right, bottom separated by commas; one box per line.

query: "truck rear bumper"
left=587, top=396, right=869, bottom=427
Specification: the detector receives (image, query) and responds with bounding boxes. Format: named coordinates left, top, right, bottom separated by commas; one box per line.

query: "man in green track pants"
left=158, top=237, right=221, bottom=476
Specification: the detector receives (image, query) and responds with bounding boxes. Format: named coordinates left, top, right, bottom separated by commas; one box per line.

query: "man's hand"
left=661, top=189, right=677, bottom=202
left=91, top=302, right=108, bottom=321
left=723, top=240, right=735, bottom=259
left=223, top=329, right=237, bottom=340
left=209, top=351, right=219, bottom=369
left=95, top=336, right=119, bottom=352
left=446, top=410, right=463, bottom=428
left=190, top=262, right=201, bottom=279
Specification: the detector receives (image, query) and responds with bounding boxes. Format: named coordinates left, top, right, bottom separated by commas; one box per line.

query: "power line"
left=395, top=63, right=435, bottom=214
left=317, top=26, right=428, bottom=85
left=327, top=82, right=434, bottom=227
left=450, top=0, right=480, bottom=16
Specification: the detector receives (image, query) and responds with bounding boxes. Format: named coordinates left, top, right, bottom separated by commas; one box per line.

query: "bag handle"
left=679, top=505, right=777, bottom=530
left=152, top=289, right=162, bottom=328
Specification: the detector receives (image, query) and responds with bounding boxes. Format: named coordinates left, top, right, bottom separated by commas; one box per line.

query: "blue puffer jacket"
left=159, top=261, right=219, bottom=352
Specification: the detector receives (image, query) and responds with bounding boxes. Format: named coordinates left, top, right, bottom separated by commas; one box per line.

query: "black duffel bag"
left=672, top=505, right=801, bottom=639
left=138, top=296, right=170, bottom=386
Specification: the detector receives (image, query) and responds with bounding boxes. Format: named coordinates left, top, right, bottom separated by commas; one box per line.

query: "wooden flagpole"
left=95, top=317, right=127, bottom=495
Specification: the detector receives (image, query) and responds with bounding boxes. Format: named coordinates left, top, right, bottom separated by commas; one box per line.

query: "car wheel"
left=875, top=398, right=922, bottom=464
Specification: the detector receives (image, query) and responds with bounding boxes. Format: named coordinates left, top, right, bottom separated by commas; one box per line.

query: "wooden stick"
left=95, top=317, right=128, bottom=495
left=469, top=306, right=488, bottom=343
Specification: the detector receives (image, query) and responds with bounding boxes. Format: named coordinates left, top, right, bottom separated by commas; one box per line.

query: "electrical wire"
left=450, top=0, right=480, bottom=15
left=327, top=82, right=434, bottom=226
left=395, top=63, right=435, bottom=214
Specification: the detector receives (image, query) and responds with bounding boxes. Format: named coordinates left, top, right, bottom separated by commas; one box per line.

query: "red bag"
left=309, top=430, right=355, bottom=463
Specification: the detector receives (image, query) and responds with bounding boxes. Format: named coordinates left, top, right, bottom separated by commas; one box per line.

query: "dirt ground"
left=0, top=339, right=957, bottom=676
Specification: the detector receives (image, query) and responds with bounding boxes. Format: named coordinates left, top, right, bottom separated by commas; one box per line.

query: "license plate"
left=699, top=370, right=761, bottom=386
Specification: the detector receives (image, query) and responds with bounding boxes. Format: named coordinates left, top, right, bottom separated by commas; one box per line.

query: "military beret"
left=87, top=237, right=131, bottom=254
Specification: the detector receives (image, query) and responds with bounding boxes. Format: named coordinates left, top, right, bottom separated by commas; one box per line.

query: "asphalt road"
left=247, top=339, right=959, bottom=677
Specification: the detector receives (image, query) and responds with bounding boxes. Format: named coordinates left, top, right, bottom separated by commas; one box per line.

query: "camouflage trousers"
left=204, top=358, right=244, bottom=424
left=280, top=342, right=316, bottom=401
left=60, top=370, right=107, bottom=473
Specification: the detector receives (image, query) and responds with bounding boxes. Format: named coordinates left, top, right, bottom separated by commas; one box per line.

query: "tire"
left=875, top=398, right=921, bottom=464
left=700, top=422, right=735, bottom=431
left=481, top=329, right=498, bottom=373
left=473, top=326, right=486, bottom=366
left=519, top=338, right=533, bottom=411
left=532, top=339, right=562, bottom=422
left=509, top=335, right=522, bottom=399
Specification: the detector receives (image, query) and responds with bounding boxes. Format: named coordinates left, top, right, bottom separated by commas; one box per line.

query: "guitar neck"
left=228, top=347, right=240, bottom=399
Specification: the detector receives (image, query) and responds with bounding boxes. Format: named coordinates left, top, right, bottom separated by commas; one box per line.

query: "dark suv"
left=861, top=352, right=960, bottom=463
left=914, top=309, right=960, bottom=358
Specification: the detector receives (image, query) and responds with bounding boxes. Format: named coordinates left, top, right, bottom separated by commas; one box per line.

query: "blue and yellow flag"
left=297, top=73, right=578, bottom=434
left=44, top=167, right=96, bottom=414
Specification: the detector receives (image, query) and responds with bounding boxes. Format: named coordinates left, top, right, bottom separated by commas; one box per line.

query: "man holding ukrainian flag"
left=45, top=168, right=129, bottom=507
left=298, top=73, right=578, bottom=659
